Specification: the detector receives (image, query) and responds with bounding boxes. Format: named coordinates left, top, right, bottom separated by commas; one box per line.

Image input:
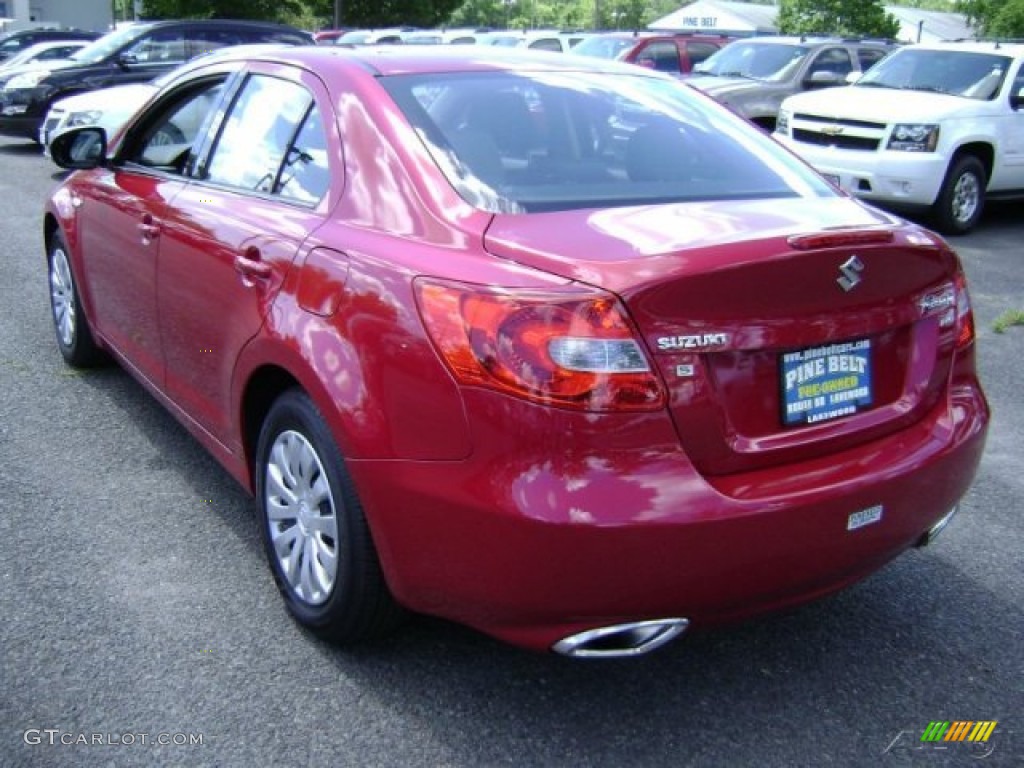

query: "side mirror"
left=806, top=70, right=842, bottom=88
left=50, top=126, right=108, bottom=170
left=845, top=71, right=862, bottom=85
left=117, top=51, right=139, bottom=68
left=1012, top=86, right=1024, bottom=111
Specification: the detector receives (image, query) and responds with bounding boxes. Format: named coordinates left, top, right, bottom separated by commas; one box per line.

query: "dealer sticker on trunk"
left=781, top=339, right=873, bottom=426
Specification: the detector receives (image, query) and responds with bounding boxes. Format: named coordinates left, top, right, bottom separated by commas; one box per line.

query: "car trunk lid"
left=483, top=198, right=961, bottom=475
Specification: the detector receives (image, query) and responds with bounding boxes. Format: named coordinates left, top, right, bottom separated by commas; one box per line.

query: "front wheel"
left=255, top=389, right=403, bottom=644
left=48, top=232, right=105, bottom=367
left=932, top=155, right=985, bottom=235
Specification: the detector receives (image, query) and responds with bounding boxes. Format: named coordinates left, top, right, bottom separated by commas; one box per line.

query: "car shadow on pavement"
left=305, top=548, right=1019, bottom=764
left=0, top=141, right=43, bottom=156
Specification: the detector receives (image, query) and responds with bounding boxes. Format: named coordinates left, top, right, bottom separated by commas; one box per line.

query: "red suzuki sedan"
left=45, top=45, right=989, bottom=657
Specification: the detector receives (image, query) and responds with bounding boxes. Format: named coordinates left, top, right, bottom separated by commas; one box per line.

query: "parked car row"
left=0, top=19, right=313, bottom=145
left=6, top=19, right=1020, bottom=236
left=334, top=27, right=591, bottom=52
left=0, top=26, right=99, bottom=61
left=41, top=43, right=988, bottom=656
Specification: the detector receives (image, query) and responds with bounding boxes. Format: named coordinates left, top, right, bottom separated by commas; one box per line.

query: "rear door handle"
left=137, top=213, right=160, bottom=240
left=234, top=247, right=272, bottom=284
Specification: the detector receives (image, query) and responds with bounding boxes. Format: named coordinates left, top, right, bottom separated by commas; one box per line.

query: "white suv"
left=775, top=41, right=1024, bottom=234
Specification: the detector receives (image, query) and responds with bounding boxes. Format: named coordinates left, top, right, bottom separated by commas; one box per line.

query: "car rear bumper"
left=349, top=374, right=989, bottom=653
left=779, top=137, right=948, bottom=208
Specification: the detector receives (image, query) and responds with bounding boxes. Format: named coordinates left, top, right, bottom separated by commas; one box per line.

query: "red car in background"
left=313, top=29, right=347, bottom=45
left=572, top=31, right=734, bottom=74
left=45, top=46, right=988, bottom=657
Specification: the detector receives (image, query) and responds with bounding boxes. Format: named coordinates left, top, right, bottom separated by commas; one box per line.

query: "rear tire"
left=932, top=155, right=985, bottom=235
left=47, top=231, right=105, bottom=367
left=255, top=389, right=403, bottom=644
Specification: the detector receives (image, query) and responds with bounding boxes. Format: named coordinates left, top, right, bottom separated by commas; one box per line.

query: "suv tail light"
left=415, top=278, right=665, bottom=411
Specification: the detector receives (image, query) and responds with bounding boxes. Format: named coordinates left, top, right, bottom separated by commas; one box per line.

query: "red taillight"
left=919, top=272, right=974, bottom=349
left=415, top=278, right=665, bottom=411
left=954, top=271, right=975, bottom=349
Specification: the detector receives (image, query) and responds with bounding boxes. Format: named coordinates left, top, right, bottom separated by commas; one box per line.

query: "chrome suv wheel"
left=933, top=155, right=985, bottom=235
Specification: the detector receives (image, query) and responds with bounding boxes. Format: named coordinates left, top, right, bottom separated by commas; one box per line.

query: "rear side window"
left=276, top=106, right=330, bottom=204
left=204, top=74, right=328, bottom=203
left=528, top=38, right=562, bottom=52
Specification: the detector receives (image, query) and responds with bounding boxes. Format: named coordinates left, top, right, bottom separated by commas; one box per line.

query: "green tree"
left=957, top=0, right=1024, bottom=36
left=325, top=0, right=473, bottom=27
left=142, top=0, right=464, bottom=27
left=141, top=0, right=303, bottom=22
left=777, top=0, right=900, bottom=38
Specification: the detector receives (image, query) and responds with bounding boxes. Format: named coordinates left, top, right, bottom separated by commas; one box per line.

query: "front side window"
left=858, top=49, right=1012, bottom=101
left=384, top=71, right=833, bottom=214
left=637, top=42, right=681, bottom=72
left=204, top=75, right=324, bottom=199
left=810, top=48, right=853, bottom=77
left=123, top=79, right=226, bottom=173
left=528, top=38, right=562, bottom=52
left=123, top=31, right=187, bottom=64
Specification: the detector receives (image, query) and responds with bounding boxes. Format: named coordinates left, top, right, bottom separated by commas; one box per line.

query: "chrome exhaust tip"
left=916, top=505, right=958, bottom=547
left=552, top=618, right=689, bottom=658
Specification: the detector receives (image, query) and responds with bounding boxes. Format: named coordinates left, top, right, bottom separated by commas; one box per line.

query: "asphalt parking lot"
left=1, top=137, right=1021, bottom=767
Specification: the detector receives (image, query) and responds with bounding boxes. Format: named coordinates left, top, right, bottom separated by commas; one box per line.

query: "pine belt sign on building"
left=650, top=1, right=974, bottom=43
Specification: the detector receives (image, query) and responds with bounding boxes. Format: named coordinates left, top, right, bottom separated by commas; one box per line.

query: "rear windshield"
left=382, top=70, right=833, bottom=213
left=694, top=42, right=810, bottom=81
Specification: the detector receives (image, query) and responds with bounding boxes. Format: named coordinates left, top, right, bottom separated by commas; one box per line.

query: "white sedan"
left=41, top=81, right=158, bottom=155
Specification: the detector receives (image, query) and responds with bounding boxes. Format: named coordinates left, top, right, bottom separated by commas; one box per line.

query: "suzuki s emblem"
left=821, top=124, right=845, bottom=136
left=837, top=255, right=865, bottom=292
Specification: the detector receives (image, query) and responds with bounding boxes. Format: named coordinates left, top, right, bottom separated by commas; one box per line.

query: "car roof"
left=178, top=43, right=646, bottom=77
left=900, top=40, right=1024, bottom=56
left=593, top=31, right=730, bottom=40
left=735, top=36, right=893, bottom=47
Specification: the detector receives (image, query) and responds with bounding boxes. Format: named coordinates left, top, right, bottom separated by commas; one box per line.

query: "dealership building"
left=651, top=1, right=975, bottom=43
left=1, top=0, right=112, bottom=33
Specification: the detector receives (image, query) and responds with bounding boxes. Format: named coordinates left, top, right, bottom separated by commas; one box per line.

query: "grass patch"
left=993, top=309, right=1024, bottom=334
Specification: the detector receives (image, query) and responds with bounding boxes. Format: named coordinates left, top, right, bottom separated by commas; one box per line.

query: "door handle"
left=234, top=248, right=272, bottom=284
left=137, top=213, right=160, bottom=240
